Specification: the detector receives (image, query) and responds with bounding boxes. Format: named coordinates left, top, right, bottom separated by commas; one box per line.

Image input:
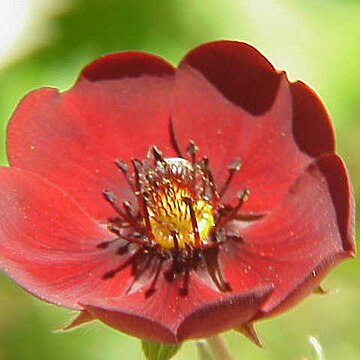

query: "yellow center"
left=147, top=181, right=215, bottom=249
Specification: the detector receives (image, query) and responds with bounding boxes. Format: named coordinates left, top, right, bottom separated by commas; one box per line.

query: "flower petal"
left=7, top=52, right=175, bottom=221
left=81, top=273, right=272, bottom=343
left=79, top=51, right=174, bottom=82
left=221, top=154, right=354, bottom=317
left=171, top=41, right=334, bottom=213
left=290, top=80, right=335, bottom=157
left=0, top=167, right=123, bottom=309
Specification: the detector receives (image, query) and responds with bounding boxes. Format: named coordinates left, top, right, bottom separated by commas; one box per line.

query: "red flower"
left=0, top=41, right=355, bottom=344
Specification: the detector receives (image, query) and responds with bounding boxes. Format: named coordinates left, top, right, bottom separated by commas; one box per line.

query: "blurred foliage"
left=0, top=0, right=359, bottom=359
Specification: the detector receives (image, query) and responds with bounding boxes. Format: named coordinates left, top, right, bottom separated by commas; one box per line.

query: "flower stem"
left=206, top=335, right=234, bottom=360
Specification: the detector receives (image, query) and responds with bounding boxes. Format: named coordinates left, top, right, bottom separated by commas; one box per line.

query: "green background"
left=0, top=1, right=359, bottom=359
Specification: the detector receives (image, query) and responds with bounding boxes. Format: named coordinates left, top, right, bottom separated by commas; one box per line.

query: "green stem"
left=206, top=335, right=234, bottom=360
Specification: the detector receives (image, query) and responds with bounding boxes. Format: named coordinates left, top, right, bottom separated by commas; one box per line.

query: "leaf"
left=141, top=340, right=181, bottom=360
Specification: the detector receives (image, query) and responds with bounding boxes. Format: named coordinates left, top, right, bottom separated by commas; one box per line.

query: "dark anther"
left=106, top=224, right=148, bottom=247
left=151, top=145, right=167, bottom=166
left=171, top=230, right=180, bottom=250
left=115, top=159, right=134, bottom=189
left=229, top=158, right=242, bottom=171
left=107, top=223, right=121, bottom=235
left=115, top=159, right=128, bottom=173
left=198, top=156, right=208, bottom=172
left=145, top=288, right=155, bottom=298
left=122, top=200, right=133, bottom=217
left=131, top=158, right=143, bottom=177
left=164, top=266, right=176, bottom=283
left=204, top=248, right=232, bottom=292
left=102, top=269, right=117, bottom=280
left=126, top=252, right=153, bottom=294
left=219, top=158, right=242, bottom=198
left=182, top=197, right=201, bottom=248
left=142, top=199, right=155, bottom=242
left=103, top=189, right=116, bottom=203
left=215, top=188, right=250, bottom=229
left=122, top=200, right=141, bottom=231
left=233, top=213, right=264, bottom=221
left=200, top=157, right=219, bottom=206
left=187, top=140, right=198, bottom=167
left=131, top=159, right=155, bottom=242
left=102, top=249, right=142, bottom=280
left=236, top=188, right=250, bottom=208
left=96, top=239, right=117, bottom=249
left=116, top=243, right=130, bottom=255
left=121, top=235, right=149, bottom=246
left=145, top=258, right=164, bottom=298
left=130, top=160, right=144, bottom=207
left=103, top=190, right=128, bottom=219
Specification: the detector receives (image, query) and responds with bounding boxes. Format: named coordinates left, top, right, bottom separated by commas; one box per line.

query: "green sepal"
left=141, top=340, right=181, bottom=360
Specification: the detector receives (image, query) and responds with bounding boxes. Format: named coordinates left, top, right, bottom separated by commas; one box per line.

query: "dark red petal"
left=80, top=51, right=174, bottom=81
left=7, top=52, right=175, bottom=221
left=81, top=273, right=272, bottom=343
left=177, top=41, right=282, bottom=115
left=222, top=154, right=354, bottom=318
left=172, top=41, right=334, bottom=213
left=0, top=167, right=120, bottom=309
left=291, top=81, right=335, bottom=157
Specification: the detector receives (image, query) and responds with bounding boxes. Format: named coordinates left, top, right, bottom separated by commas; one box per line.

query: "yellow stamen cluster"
left=146, top=161, right=215, bottom=249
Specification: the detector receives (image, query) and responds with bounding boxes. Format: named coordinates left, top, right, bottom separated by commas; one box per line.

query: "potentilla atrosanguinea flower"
left=0, top=41, right=355, bottom=344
